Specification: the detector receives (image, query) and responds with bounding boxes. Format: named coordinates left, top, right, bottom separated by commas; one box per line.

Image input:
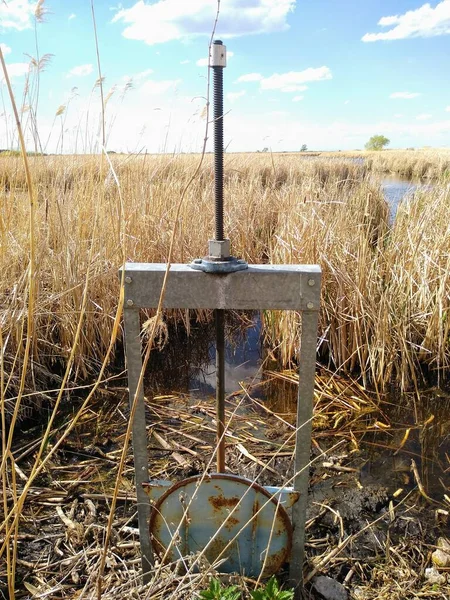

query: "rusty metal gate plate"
left=149, top=473, right=292, bottom=577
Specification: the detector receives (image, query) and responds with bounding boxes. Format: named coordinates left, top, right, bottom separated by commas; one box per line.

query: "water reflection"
left=145, top=313, right=263, bottom=397
left=145, top=314, right=449, bottom=499
left=190, top=317, right=262, bottom=396
left=360, top=391, right=450, bottom=497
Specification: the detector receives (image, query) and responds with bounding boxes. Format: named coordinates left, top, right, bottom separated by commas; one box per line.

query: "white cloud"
left=259, top=66, right=331, bottom=92
left=344, top=100, right=350, bottom=105
left=276, top=84, right=309, bottom=93
left=390, top=91, right=421, bottom=99
left=68, top=13, right=76, bottom=20
left=67, top=64, right=94, bottom=78
left=226, top=90, right=245, bottom=103
left=180, top=60, right=190, bottom=65
left=362, top=1, right=450, bottom=42
left=22, top=84, right=450, bottom=154
left=0, top=44, right=12, bottom=56
left=0, top=62, right=29, bottom=82
left=122, top=68, right=154, bottom=83
left=0, top=0, right=36, bottom=31
left=416, top=113, right=432, bottom=120
left=140, top=78, right=181, bottom=95
left=236, top=72, right=263, bottom=83
left=196, top=51, right=234, bottom=67
left=446, top=106, right=450, bottom=111
left=394, top=113, right=404, bottom=118
left=292, top=96, right=304, bottom=102
left=112, top=0, right=296, bottom=45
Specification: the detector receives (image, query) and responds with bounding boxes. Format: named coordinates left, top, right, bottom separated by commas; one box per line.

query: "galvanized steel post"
left=122, top=307, right=153, bottom=581
left=289, top=309, right=319, bottom=595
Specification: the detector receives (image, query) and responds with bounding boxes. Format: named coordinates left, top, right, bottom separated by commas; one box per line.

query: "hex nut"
left=208, top=239, right=231, bottom=259
left=126, top=299, right=134, bottom=306
left=307, top=302, right=314, bottom=309
left=125, top=276, right=132, bottom=284
left=308, top=279, right=315, bottom=286
left=211, top=42, right=227, bottom=68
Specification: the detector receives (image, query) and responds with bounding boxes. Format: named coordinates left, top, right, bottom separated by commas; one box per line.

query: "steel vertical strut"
left=215, top=308, right=226, bottom=472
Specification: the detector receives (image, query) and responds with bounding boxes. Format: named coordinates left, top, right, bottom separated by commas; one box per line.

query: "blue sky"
left=1, top=0, right=450, bottom=152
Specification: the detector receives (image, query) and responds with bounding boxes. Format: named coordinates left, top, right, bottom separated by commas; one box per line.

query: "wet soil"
left=2, top=316, right=449, bottom=599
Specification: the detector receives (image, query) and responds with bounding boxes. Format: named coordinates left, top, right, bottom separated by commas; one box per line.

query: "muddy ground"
left=1, top=370, right=449, bottom=600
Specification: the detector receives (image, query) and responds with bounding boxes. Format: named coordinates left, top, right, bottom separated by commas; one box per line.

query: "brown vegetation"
left=1, top=152, right=448, bottom=413
left=1, top=150, right=449, bottom=600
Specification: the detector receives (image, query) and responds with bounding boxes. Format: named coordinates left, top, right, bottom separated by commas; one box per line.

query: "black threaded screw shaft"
left=212, top=40, right=224, bottom=242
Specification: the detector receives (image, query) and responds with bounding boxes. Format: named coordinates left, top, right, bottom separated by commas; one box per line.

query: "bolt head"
left=308, top=279, right=315, bottom=287
left=125, top=276, right=132, bottom=284
left=307, top=302, right=314, bottom=309
left=126, top=299, right=134, bottom=307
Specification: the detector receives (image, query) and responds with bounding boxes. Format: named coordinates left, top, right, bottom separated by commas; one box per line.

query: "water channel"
left=142, top=173, right=448, bottom=502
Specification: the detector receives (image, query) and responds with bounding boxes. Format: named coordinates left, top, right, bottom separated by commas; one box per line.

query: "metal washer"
left=190, top=257, right=249, bottom=273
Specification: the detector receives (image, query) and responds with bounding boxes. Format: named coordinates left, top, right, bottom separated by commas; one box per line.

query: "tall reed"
left=351, top=149, right=450, bottom=180
left=0, top=153, right=448, bottom=411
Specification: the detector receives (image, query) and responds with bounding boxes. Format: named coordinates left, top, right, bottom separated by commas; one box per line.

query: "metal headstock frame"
left=120, top=40, right=321, bottom=595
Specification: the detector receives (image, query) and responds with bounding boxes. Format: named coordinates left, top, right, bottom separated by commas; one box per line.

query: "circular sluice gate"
left=149, top=473, right=292, bottom=578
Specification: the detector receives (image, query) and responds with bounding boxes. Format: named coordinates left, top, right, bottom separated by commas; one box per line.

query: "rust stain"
left=223, top=515, right=239, bottom=530
left=205, top=534, right=230, bottom=565
left=251, top=498, right=259, bottom=538
left=261, top=545, right=289, bottom=578
left=208, top=494, right=240, bottom=511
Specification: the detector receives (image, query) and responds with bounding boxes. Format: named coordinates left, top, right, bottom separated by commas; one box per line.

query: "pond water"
left=147, top=316, right=449, bottom=500
left=296, top=154, right=433, bottom=219
left=381, top=174, right=432, bottom=219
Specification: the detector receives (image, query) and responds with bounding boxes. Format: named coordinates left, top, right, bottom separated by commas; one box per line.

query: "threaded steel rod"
left=215, top=308, right=226, bottom=472
left=212, top=41, right=224, bottom=242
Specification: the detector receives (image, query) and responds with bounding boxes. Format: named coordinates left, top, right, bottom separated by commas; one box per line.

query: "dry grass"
left=316, top=148, right=450, bottom=180
left=0, top=152, right=449, bottom=412
left=364, top=149, right=450, bottom=180
left=1, top=150, right=449, bottom=599
left=269, top=180, right=450, bottom=391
